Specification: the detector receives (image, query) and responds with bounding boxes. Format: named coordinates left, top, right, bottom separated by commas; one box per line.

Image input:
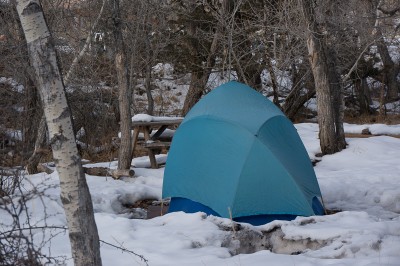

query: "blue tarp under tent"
left=162, top=81, right=324, bottom=225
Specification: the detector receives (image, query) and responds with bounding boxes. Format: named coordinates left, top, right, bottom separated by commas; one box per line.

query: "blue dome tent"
left=162, top=81, right=324, bottom=225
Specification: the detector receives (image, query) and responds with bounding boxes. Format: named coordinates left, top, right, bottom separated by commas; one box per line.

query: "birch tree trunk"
left=26, top=0, right=106, bottom=174
left=16, top=1, right=102, bottom=265
left=300, top=0, right=346, bottom=154
left=112, top=0, right=132, bottom=170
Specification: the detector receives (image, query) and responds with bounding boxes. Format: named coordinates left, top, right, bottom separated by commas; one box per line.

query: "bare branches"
left=378, top=6, right=400, bottom=16
left=0, top=173, right=67, bottom=265
left=342, top=38, right=379, bottom=83
left=100, top=239, right=149, bottom=265
left=63, top=0, right=107, bottom=86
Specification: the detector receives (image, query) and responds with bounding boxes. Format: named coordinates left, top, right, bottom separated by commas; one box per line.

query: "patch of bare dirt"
left=344, top=114, right=400, bottom=125
left=345, top=133, right=400, bottom=139
left=122, top=199, right=169, bottom=219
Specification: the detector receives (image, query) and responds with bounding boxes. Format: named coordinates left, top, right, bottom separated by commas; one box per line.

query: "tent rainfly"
left=162, top=81, right=324, bottom=225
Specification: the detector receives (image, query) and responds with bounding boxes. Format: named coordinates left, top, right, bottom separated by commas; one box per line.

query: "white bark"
left=16, top=1, right=102, bottom=265
left=27, top=0, right=107, bottom=173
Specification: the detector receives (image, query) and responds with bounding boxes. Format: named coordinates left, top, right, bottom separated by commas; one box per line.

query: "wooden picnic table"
left=131, top=119, right=183, bottom=169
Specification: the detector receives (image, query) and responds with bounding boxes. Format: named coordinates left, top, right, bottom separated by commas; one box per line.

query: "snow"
left=0, top=76, right=24, bottom=93
left=131, top=114, right=183, bottom=122
left=123, top=114, right=182, bottom=141
left=0, top=126, right=23, bottom=142
left=2, top=123, right=400, bottom=265
left=343, top=122, right=400, bottom=135
left=117, top=129, right=176, bottom=140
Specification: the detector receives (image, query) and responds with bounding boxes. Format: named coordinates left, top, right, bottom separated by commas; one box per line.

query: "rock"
left=361, top=128, right=372, bottom=135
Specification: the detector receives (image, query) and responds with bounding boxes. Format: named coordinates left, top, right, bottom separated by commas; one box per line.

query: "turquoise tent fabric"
left=162, top=81, right=323, bottom=224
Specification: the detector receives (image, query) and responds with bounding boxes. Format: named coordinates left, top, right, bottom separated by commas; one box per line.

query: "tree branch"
left=0, top=226, right=68, bottom=236
left=63, top=0, right=107, bottom=85
left=378, top=6, right=400, bottom=16
left=100, top=239, right=148, bottom=265
left=342, top=38, right=379, bottom=82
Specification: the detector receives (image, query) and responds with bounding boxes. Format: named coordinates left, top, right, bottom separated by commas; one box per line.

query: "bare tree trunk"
left=283, top=69, right=316, bottom=121
left=145, top=37, right=154, bottom=115
left=181, top=23, right=220, bottom=116
left=265, top=54, right=280, bottom=107
left=370, top=1, right=400, bottom=101
left=376, top=33, right=400, bottom=101
left=229, top=1, right=263, bottom=91
left=355, top=78, right=372, bottom=115
left=16, top=1, right=102, bottom=265
left=300, top=0, right=346, bottom=155
left=63, top=0, right=107, bottom=84
left=379, top=81, right=387, bottom=116
left=22, top=76, right=40, bottom=152
left=26, top=115, right=46, bottom=174
left=112, top=0, right=132, bottom=170
left=26, top=0, right=106, bottom=173
left=235, top=55, right=263, bottom=92
left=182, top=68, right=208, bottom=116
left=326, top=46, right=346, bottom=150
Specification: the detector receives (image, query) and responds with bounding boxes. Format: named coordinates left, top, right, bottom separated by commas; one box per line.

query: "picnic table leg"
left=148, top=150, right=158, bottom=169
left=143, top=126, right=158, bottom=168
left=143, top=126, right=151, bottom=140
left=131, top=126, right=140, bottom=158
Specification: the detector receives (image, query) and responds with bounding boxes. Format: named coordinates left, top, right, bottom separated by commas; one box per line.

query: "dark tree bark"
left=181, top=20, right=220, bottom=116
left=283, top=67, right=316, bottom=121
left=367, top=0, right=400, bottom=101
left=22, top=75, right=40, bottom=152
left=112, top=0, right=133, bottom=170
left=145, top=36, right=154, bottom=115
left=300, top=0, right=346, bottom=155
left=265, top=54, right=280, bottom=107
left=354, top=78, right=373, bottom=115
left=26, top=115, right=46, bottom=174
left=326, top=46, right=346, bottom=150
left=182, top=67, right=209, bottom=116
left=376, top=35, right=400, bottom=101
left=236, top=61, right=263, bottom=92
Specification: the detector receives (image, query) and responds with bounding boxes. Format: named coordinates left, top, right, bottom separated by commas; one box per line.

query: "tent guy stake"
left=228, top=207, right=236, bottom=235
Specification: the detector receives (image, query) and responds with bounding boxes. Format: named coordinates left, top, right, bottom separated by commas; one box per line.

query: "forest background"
left=1, top=1, right=400, bottom=265
left=1, top=0, right=400, bottom=169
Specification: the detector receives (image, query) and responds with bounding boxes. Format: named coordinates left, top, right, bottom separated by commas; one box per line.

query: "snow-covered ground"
left=2, top=123, right=400, bottom=265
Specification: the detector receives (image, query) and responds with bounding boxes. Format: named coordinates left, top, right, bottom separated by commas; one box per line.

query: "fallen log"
left=110, top=169, right=135, bottom=179
left=83, top=167, right=134, bottom=179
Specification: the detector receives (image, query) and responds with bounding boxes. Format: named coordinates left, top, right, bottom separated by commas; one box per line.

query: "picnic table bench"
left=131, top=118, right=183, bottom=169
